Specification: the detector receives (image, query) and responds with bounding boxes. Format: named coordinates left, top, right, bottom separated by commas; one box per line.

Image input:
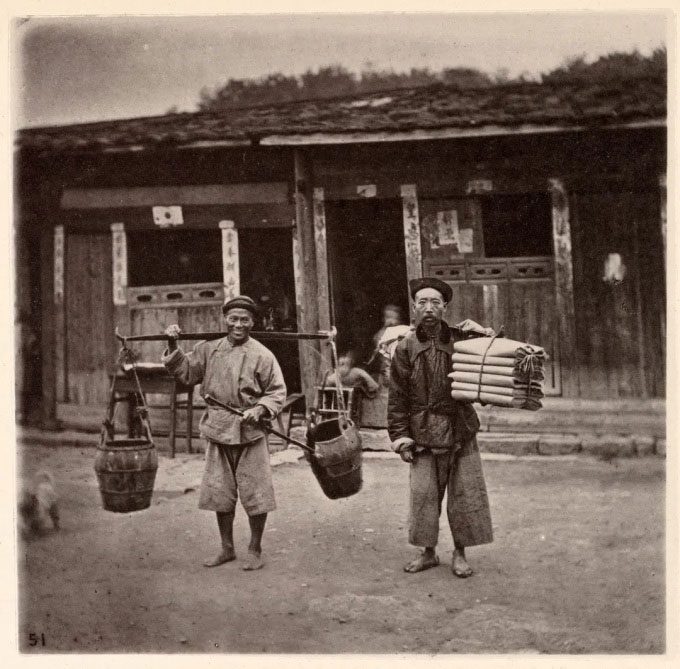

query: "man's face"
left=224, top=308, right=254, bottom=343
left=413, top=287, right=447, bottom=326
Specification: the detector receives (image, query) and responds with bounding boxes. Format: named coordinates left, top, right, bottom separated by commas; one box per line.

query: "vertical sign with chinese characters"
left=292, top=224, right=304, bottom=326
left=220, top=220, right=240, bottom=300
left=400, top=184, right=423, bottom=283
left=110, top=223, right=127, bottom=306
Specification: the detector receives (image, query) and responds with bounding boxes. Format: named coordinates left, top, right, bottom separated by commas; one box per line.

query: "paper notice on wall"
left=357, top=184, right=377, bottom=198
left=602, top=252, right=626, bottom=284
left=153, top=205, right=184, bottom=227
left=433, top=210, right=459, bottom=248
left=458, top=228, right=474, bottom=253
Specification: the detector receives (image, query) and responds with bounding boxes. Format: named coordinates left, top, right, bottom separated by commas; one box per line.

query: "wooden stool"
left=109, top=366, right=195, bottom=458
left=314, top=386, right=361, bottom=424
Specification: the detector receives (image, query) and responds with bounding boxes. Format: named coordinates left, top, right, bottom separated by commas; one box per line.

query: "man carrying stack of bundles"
left=387, top=277, right=496, bottom=578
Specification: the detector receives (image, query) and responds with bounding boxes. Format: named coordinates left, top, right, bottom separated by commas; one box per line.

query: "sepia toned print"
left=14, top=11, right=667, bottom=655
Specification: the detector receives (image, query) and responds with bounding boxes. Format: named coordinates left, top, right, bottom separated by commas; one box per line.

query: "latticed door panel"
left=425, top=257, right=561, bottom=395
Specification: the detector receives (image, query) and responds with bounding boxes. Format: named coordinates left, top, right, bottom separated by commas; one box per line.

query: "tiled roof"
left=17, top=77, right=666, bottom=152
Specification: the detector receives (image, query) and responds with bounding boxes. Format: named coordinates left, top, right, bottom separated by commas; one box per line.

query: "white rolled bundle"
left=450, top=336, right=546, bottom=411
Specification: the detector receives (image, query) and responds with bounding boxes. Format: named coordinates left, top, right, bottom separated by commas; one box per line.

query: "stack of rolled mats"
left=448, top=337, right=546, bottom=410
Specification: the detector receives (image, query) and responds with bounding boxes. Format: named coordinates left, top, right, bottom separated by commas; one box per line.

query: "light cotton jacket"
left=163, top=336, right=287, bottom=445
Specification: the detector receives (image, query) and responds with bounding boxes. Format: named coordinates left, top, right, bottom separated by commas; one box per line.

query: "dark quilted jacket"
left=387, top=321, right=481, bottom=449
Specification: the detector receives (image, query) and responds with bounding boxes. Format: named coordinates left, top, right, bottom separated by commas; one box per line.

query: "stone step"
left=16, top=425, right=665, bottom=458
left=476, top=405, right=665, bottom=438
left=289, top=427, right=664, bottom=458
left=44, top=397, right=666, bottom=458
left=15, top=426, right=288, bottom=456
left=55, top=402, right=666, bottom=441
left=477, top=432, right=661, bottom=457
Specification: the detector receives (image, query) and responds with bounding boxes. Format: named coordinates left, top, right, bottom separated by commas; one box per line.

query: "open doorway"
left=326, top=199, right=409, bottom=362
left=239, top=227, right=301, bottom=393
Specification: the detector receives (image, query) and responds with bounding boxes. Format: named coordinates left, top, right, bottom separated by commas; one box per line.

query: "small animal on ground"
left=18, top=471, right=60, bottom=538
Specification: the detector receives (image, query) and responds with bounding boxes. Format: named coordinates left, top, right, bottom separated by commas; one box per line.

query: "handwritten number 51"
left=28, top=633, right=46, bottom=647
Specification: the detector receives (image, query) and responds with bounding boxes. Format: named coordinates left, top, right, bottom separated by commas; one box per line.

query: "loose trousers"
left=409, top=438, right=493, bottom=548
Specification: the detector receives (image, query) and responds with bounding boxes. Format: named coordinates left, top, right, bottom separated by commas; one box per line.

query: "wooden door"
left=325, top=199, right=408, bottom=359
left=571, top=190, right=664, bottom=398
left=65, top=232, right=116, bottom=404
left=419, top=195, right=560, bottom=394
left=427, top=258, right=561, bottom=394
left=325, top=199, right=409, bottom=428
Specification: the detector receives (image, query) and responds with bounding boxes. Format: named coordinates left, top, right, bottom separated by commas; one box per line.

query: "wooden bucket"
left=306, top=418, right=362, bottom=499
left=94, top=437, right=158, bottom=513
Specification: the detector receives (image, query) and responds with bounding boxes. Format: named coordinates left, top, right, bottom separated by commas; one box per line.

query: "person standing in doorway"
left=372, top=304, right=405, bottom=350
left=368, top=304, right=407, bottom=385
left=387, top=278, right=494, bottom=577
left=162, top=295, right=286, bottom=570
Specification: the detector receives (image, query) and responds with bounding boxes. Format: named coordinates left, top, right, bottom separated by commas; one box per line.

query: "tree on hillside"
left=196, top=49, right=665, bottom=112
left=199, top=72, right=300, bottom=110
left=300, top=65, right=356, bottom=99
left=197, top=63, right=494, bottom=111
left=541, top=48, right=666, bottom=85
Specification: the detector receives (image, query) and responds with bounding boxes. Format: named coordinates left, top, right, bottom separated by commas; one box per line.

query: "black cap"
left=222, top=295, right=259, bottom=317
left=409, top=277, right=453, bottom=303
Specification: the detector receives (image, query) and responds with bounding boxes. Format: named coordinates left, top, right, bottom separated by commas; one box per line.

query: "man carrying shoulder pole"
left=162, top=295, right=286, bottom=571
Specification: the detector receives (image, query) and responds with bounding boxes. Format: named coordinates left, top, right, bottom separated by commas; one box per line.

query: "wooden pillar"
left=400, top=184, right=423, bottom=290
left=549, top=178, right=578, bottom=397
left=40, top=224, right=58, bottom=428
left=292, top=224, right=304, bottom=326
left=657, top=173, right=667, bottom=360
left=312, top=187, right=331, bottom=331
left=631, top=218, right=648, bottom=398
left=53, top=225, right=66, bottom=402
left=659, top=173, right=666, bottom=268
left=220, top=220, right=240, bottom=300
left=294, top=150, right=321, bottom=405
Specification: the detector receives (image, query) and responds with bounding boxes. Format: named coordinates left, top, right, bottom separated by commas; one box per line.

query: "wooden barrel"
left=94, top=438, right=158, bottom=512
left=306, top=418, right=362, bottom=499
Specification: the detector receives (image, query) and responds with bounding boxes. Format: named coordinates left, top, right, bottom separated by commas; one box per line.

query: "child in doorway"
left=327, top=350, right=380, bottom=398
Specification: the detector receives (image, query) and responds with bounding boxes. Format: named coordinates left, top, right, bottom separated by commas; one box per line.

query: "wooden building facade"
left=15, top=81, right=666, bottom=429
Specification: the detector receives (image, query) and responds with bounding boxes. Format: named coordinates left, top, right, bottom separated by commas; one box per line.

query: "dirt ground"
left=16, top=443, right=664, bottom=654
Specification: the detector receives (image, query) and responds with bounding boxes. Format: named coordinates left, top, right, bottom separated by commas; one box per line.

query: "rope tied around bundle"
left=517, top=349, right=541, bottom=378
left=475, top=332, right=501, bottom=406
left=517, top=347, right=542, bottom=405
